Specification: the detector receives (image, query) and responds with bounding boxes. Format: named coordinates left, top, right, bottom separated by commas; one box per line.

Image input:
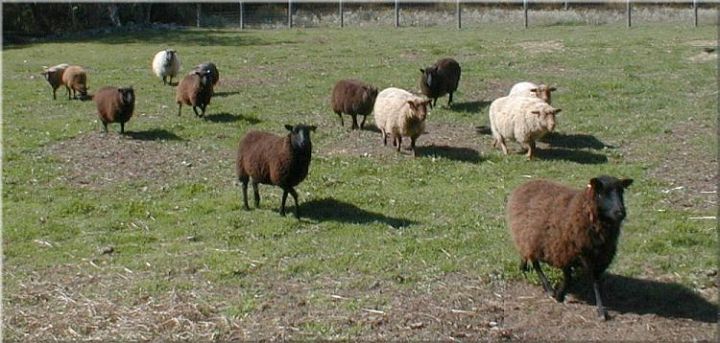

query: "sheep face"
left=164, top=49, right=176, bottom=65
left=419, top=66, right=438, bottom=89
left=531, top=107, right=561, bottom=132
left=285, top=124, right=317, bottom=150
left=118, top=87, right=135, bottom=105
left=365, top=86, right=379, bottom=103
left=195, top=69, right=212, bottom=88
left=407, top=99, right=431, bottom=121
left=530, top=85, right=557, bottom=104
left=589, top=176, right=633, bottom=224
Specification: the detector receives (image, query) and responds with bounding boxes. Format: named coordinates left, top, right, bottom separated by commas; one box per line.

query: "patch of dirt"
left=5, top=265, right=716, bottom=341
left=45, top=132, right=233, bottom=189
left=319, top=121, right=487, bottom=163
left=625, top=119, right=717, bottom=211
left=688, top=50, right=718, bottom=63
left=516, top=40, right=565, bottom=54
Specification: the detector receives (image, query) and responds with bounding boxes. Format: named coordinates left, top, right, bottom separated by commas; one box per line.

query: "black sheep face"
left=589, top=176, right=633, bottom=224
left=420, top=66, right=438, bottom=88
left=195, top=69, right=212, bottom=87
left=119, top=87, right=135, bottom=105
left=285, top=124, right=317, bottom=150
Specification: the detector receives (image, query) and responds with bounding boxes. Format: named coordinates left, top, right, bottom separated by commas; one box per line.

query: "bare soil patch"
left=45, top=131, right=233, bottom=189
left=5, top=265, right=716, bottom=341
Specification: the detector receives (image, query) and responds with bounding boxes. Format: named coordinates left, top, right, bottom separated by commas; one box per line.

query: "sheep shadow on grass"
left=416, top=144, right=484, bottom=163
left=125, top=129, right=184, bottom=141
left=535, top=148, right=608, bottom=164
left=450, top=100, right=492, bottom=114
left=301, top=198, right=418, bottom=228
left=572, top=273, right=718, bottom=323
left=213, top=91, right=240, bottom=98
left=203, top=112, right=261, bottom=124
left=541, top=132, right=614, bottom=150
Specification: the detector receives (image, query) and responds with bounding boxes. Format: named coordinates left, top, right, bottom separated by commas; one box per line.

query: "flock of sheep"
left=41, top=48, right=632, bottom=321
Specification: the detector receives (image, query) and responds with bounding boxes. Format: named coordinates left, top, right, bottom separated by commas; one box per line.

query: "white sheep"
left=373, top=87, right=431, bottom=157
left=489, top=95, right=561, bottom=160
left=509, top=82, right=557, bottom=104
left=151, top=49, right=181, bottom=85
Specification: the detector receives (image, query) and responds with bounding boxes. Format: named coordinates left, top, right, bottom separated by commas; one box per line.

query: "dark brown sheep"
left=41, top=63, right=69, bottom=100
left=176, top=69, right=213, bottom=117
left=94, top=86, right=135, bottom=133
left=419, top=58, right=461, bottom=108
left=192, top=62, right=220, bottom=87
left=507, top=176, right=633, bottom=320
left=331, top=79, right=378, bottom=130
left=61, top=65, right=88, bottom=100
left=236, top=124, right=316, bottom=218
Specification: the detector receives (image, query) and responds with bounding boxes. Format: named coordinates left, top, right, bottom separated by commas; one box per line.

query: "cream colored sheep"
left=489, top=95, right=561, bottom=160
left=373, top=87, right=431, bottom=157
left=152, top=49, right=181, bottom=85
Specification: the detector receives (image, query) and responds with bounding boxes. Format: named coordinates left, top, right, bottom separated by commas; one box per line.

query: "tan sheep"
left=509, top=82, right=557, bottom=104
left=489, top=95, right=561, bottom=160
left=41, top=63, right=69, bottom=100
left=373, top=87, right=431, bottom=157
left=61, top=65, right=88, bottom=100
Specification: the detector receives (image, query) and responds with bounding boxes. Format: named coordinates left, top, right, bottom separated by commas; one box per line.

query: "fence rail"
left=196, top=1, right=717, bottom=29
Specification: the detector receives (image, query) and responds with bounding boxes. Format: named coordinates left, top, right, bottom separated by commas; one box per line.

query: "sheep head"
left=419, top=66, right=438, bottom=88
left=118, top=87, right=135, bottom=105
left=285, top=124, right=317, bottom=151
left=529, top=84, right=557, bottom=104
left=407, top=98, right=431, bottom=121
left=587, top=176, right=633, bottom=224
left=531, top=107, right=561, bottom=132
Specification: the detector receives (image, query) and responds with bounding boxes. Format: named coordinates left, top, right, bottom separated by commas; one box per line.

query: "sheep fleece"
left=236, top=132, right=310, bottom=187
left=374, top=87, right=426, bottom=139
left=489, top=95, right=555, bottom=145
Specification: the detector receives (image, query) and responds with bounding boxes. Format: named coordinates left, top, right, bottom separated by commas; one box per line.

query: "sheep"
left=509, top=82, right=557, bottom=104
left=419, top=58, right=461, bottom=108
left=488, top=95, right=561, bottom=160
left=176, top=69, right=213, bottom=117
left=192, top=62, right=220, bottom=87
left=41, top=63, right=69, bottom=100
left=236, top=124, right=317, bottom=218
left=152, top=49, right=181, bottom=85
left=61, top=65, right=88, bottom=100
left=331, top=79, right=378, bottom=130
left=94, top=86, right=135, bottom=134
left=506, top=175, right=633, bottom=320
left=373, top=87, right=432, bottom=157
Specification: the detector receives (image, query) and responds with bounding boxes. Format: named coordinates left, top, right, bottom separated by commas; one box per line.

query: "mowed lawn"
left=3, top=23, right=717, bottom=340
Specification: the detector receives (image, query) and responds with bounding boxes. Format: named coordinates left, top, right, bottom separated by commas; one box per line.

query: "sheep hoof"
left=597, top=311, right=609, bottom=321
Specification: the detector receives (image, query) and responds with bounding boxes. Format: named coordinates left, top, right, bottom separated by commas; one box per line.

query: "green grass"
left=3, top=23, right=717, bottom=339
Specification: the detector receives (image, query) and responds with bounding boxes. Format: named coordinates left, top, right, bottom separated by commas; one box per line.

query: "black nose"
left=613, top=209, right=626, bottom=220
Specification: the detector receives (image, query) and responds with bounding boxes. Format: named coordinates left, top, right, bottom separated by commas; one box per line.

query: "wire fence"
left=196, top=2, right=718, bottom=29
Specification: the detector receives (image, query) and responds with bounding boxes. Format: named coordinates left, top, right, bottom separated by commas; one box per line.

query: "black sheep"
left=419, top=58, right=461, bottom=108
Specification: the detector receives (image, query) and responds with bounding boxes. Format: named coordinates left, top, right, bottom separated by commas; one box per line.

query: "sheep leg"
left=200, top=104, right=207, bottom=117
left=66, top=86, right=72, bottom=100
left=532, top=261, right=554, bottom=295
left=280, top=189, right=288, bottom=217
left=240, top=178, right=250, bottom=210
left=335, top=111, right=344, bottom=127
left=448, top=92, right=453, bottom=106
left=554, top=266, right=573, bottom=302
left=52, top=88, right=57, bottom=100
left=382, top=130, right=387, bottom=146
left=526, top=141, right=536, bottom=160
left=350, top=115, right=359, bottom=130
left=497, top=137, right=509, bottom=155
left=360, top=115, right=366, bottom=130
left=252, top=181, right=260, bottom=208
left=288, top=187, right=300, bottom=219
left=591, top=272, right=609, bottom=320
left=120, top=122, right=125, bottom=134
left=519, top=259, right=529, bottom=273
left=162, top=76, right=167, bottom=85
left=177, top=103, right=182, bottom=116
left=396, top=136, right=402, bottom=152
left=410, top=136, right=418, bottom=157
left=102, top=122, right=108, bottom=133
left=192, top=106, right=201, bottom=117
left=432, top=98, right=437, bottom=108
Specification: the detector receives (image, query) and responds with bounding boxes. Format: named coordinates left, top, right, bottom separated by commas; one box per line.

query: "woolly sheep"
left=192, top=62, right=220, bottom=87
left=489, top=95, right=561, bottom=160
left=419, top=58, right=461, bottom=108
left=41, top=63, right=69, bottom=100
left=509, top=82, right=557, bottom=104
left=507, top=176, right=633, bottom=320
left=236, top=124, right=317, bottom=218
left=373, top=87, right=431, bottom=157
left=331, top=79, right=378, bottom=130
left=61, top=65, right=88, bottom=100
left=152, top=49, right=181, bottom=85
left=94, top=86, right=135, bottom=133
left=176, top=69, right=213, bottom=117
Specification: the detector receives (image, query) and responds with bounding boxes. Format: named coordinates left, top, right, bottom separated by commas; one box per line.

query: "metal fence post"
left=196, top=3, right=201, bottom=28
left=523, top=0, right=528, bottom=29
left=288, top=0, right=293, bottom=28
left=627, top=0, right=632, bottom=28
left=457, top=0, right=461, bottom=30
left=239, top=1, right=244, bottom=30
left=693, top=0, right=698, bottom=27
left=395, top=0, right=399, bottom=28
left=339, top=0, right=344, bottom=28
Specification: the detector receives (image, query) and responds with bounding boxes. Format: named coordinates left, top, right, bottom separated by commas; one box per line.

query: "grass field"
left=3, top=23, right=717, bottom=340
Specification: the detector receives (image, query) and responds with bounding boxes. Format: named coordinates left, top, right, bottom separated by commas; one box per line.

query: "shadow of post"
left=203, top=112, right=261, bottom=124
left=416, top=144, right=484, bottom=164
left=574, top=273, right=718, bottom=323
left=125, top=129, right=184, bottom=141
left=301, top=198, right=418, bottom=228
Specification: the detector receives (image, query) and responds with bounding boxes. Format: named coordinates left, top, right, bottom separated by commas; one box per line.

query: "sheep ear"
left=529, top=88, right=539, bottom=93
left=552, top=108, right=562, bottom=115
left=589, top=178, right=603, bottom=192
left=530, top=110, right=541, bottom=116
left=285, top=124, right=294, bottom=132
left=548, top=86, right=557, bottom=92
left=621, top=179, right=634, bottom=189
left=309, top=125, right=317, bottom=132
left=419, top=68, right=425, bottom=73
left=407, top=100, right=417, bottom=110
